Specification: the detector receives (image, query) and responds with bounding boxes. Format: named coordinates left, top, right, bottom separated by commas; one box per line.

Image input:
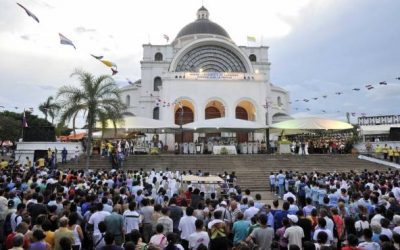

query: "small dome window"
left=249, top=54, right=257, bottom=62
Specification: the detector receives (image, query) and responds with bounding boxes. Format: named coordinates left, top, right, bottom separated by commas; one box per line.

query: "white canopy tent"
left=182, top=117, right=267, bottom=132
left=271, top=117, right=353, bottom=130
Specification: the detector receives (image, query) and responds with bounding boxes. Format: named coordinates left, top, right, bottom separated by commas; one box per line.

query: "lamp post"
left=263, top=100, right=272, bottom=154
left=179, top=103, right=184, bottom=154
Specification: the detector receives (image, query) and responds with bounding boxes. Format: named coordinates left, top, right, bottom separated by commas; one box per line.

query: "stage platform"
left=65, top=154, right=390, bottom=192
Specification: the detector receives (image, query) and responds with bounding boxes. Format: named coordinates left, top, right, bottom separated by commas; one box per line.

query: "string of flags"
left=15, top=2, right=131, bottom=76
left=290, top=78, right=399, bottom=113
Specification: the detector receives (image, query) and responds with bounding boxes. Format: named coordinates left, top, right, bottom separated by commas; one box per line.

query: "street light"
left=263, top=100, right=272, bottom=154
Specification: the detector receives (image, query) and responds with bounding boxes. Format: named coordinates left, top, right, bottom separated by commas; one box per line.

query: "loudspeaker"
left=389, top=127, right=400, bottom=141
left=23, top=127, right=56, bottom=142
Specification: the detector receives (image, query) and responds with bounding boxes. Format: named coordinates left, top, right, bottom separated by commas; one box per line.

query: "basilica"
left=120, top=6, right=290, bottom=149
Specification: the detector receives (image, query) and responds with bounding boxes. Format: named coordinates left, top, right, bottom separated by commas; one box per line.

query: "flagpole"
left=21, top=109, right=25, bottom=142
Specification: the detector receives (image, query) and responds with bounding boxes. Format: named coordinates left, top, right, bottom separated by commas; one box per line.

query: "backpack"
left=3, top=213, right=21, bottom=237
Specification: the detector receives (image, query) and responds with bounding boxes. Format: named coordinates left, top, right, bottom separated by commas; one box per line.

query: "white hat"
left=220, top=201, right=227, bottom=206
left=287, top=214, right=298, bottom=223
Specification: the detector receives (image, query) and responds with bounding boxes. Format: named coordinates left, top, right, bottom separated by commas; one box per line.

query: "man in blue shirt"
left=277, top=170, right=286, bottom=198
left=232, top=212, right=250, bottom=244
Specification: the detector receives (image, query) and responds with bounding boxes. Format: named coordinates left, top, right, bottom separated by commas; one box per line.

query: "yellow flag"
left=247, top=36, right=256, bottom=42
left=100, top=60, right=115, bottom=68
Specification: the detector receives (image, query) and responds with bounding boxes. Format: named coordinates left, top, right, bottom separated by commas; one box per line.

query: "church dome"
left=175, top=6, right=230, bottom=39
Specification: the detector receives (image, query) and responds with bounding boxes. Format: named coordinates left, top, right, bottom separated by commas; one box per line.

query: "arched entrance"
left=205, top=100, right=225, bottom=139
left=174, top=100, right=195, bottom=143
left=235, top=100, right=256, bottom=143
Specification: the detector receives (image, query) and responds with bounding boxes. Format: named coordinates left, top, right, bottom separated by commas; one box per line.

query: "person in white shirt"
left=284, top=215, right=305, bottom=249
left=243, top=201, right=260, bottom=221
left=88, top=203, right=111, bottom=235
left=283, top=189, right=297, bottom=202
left=313, top=218, right=334, bottom=244
left=178, top=207, right=197, bottom=250
left=123, top=202, right=142, bottom=234
left=188, top=219, right=210, bottom=250
left=157, top=207, right=173, bottom=234
left=358, top=228, right=381, bottom=250
left=269, top=173, right=276, bottom=193
left=10, top=203, right=25, bottom=231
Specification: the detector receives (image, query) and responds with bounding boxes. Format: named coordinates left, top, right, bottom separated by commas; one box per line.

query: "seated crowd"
left=2, top=160, right=400, bottom=250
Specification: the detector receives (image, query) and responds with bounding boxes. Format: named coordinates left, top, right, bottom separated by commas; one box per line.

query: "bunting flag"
left=59, top=33, right=76, bottom=49
left=127, top=78, right=134, bottom=85
left=90, top=54, right=103, bottom=60
left=111, top=68, right=118, bottom=75
left=22, top=111, right=28, bottom=128
left=17, top=3, right=40, bottom=23
left=100, top=60, right=115, bottom=68
left=163, top=34, right=169, bottom=43
left=366, top=84, right=374, bottom=90
left=247, top=36, right=256, bottom=42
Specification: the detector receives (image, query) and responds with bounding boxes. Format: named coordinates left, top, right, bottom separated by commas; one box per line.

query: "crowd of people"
left=2, top=154, right=400, bottom=250
left=365, top=143, right=400, bottom=164
left=290, top=137, right=352, bottom=155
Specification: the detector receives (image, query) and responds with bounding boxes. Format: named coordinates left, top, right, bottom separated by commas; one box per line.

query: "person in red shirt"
left=342, top=234, right=361, bottom=250
left=331, top=208, right=344, bottom=240
left=5, top=222, right=30, bottom=250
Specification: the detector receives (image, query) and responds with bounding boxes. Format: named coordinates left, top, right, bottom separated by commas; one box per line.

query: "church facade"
left=120, top=7, right=290, bottom=148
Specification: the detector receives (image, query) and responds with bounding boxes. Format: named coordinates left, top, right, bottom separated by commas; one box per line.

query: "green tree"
left=57, top=69, right=125, bottom=172
left=0, top=111, right=52, bottom=142
left=38, top=96, right=60, bottom=124
left=0, top=116, right=21, bottom=142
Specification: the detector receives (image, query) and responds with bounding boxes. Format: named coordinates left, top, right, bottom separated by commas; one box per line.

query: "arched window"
left=154, top=77, right=162, bottom=91
left=277, top=96, right=282, bottom=107
left=153, top=107, right=160, bottom=120
left=249, top=54, right=257, bottom=62
left=154, top=52, right=163, bottom=61
left=126, top=95, right=131, bottom=107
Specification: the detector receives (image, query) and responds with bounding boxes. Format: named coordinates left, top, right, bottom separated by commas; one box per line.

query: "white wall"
left=15, top=142, right=83, bottom=162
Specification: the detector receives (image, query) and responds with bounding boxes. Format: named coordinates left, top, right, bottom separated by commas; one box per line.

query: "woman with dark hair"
left=68, top=213, right=84, bottom=250
left=344, top=217, right=357, bottom=239
left=30, top=229, right=50, bottom=250
left=164, top=233, right=184, bottom=250
left=124, top=229, right=147, bottom=250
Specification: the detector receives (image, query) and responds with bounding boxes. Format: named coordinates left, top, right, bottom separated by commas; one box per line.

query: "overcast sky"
left=0, top=0, right=399, bottom=125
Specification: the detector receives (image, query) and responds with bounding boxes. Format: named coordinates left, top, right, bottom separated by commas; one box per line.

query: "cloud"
left=38, top=84, right=57, bottom=91
left=74, top=26, right=96, bottom=34
left=20, top=35, right=30, bottom=40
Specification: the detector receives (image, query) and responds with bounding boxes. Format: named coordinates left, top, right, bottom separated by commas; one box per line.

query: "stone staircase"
left=65, top=154, right=389, bottom=192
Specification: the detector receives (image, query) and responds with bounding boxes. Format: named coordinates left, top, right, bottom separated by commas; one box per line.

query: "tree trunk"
left=85, top=112, right=94, bottom=174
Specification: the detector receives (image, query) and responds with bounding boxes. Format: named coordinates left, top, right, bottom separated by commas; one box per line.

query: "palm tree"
left=57, top=69, right=125, bottom=172
left=38, top=96, right=60, bottom=124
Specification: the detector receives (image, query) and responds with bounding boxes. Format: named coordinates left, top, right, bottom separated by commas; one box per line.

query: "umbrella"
left=271, top=117, right=353, bottom=130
